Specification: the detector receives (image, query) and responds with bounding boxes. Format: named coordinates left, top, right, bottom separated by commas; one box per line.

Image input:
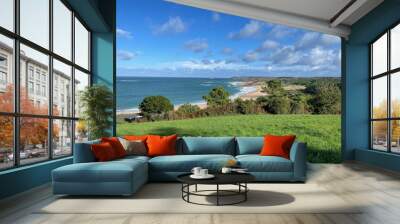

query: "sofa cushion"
left=101, top=137, right=127, bottom=158
left=236, top=155, right=293, bottom=172
left=53, top=158, right=147, bottom=183
left=91, top=142, right=118, bottom=162
left=260, top=135, right=296, bottom=159
left=149, top=154, right=235, bottom=172
left=147, top=134, right=177, bottom=157
left=180, top=137, right=235, bottom=155
left=236, top=137, right=263, bottom=155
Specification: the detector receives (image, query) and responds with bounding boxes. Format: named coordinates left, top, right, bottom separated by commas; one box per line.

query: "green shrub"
left=139, top=96, right=173, bottom=120
left=203, top=86, right=230, bottom=107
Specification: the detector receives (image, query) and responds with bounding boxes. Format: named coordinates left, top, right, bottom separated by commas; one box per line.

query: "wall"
left=344, top=0, right=400, bottom=171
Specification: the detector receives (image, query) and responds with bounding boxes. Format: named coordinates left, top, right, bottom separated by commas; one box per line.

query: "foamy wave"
left=230, top=86, right=257, bottom=100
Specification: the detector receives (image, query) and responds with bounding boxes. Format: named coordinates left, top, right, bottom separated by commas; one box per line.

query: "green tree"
left=256, top=95, right=290, bottom=114
left=263, top=80, right=284, bottom=94
left=80, top=84, right=114, bottom=139
left=176, top=103, right=201, bottom=114
left=203, top=86, right=230, bottom=107
left=139, top=96, right=173, bottom=118
left=289, top=93, right=309, bottom=114
left=308, top=82, right=341, bottom=114
left=234, top=98, right=260, bottom=114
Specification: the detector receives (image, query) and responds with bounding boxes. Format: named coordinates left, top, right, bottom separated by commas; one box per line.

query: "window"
left=74, top=18, right=90, bottom=70
left=74, top=69, right=89, bottom=118
left=28, top=81, right=34, bottom=94
left=53, top=59, right=72, bottom=117
left=53, top=0, right=72, bottom=60
left=0, top=71, right=7, bottom=85
left=0, top=34, right=14, bottom=113
left=0, top=0, right=91, bottom=170
left=0, top=0, right=14, bottom=32
left=20, top=0, right=49, bottom=49
left=370, top=23, right=400, bottom=153
left=28, top=67, right=34, bottom=80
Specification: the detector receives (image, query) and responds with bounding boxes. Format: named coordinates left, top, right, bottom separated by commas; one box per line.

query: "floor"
left=0, top=162, right=400, bottom=224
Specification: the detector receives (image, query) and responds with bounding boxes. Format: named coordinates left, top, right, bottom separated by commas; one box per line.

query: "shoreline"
left=116, top=81, right=267, bottom=116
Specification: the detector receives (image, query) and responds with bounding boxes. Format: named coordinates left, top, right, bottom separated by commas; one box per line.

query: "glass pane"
left=53, top=59, right=72, bottom=117
left=372, top=76, right=387, bottom=119
left=74, top=18, right=89, bottom=70
left=0, top=34, right=14, bottom=112
left=372, top=33, right=387, bottom=76
left=372, top=121, right=388, bottom=151
left=74, top=69, right=89, bottom=118
left=391, top=72, right=400, bottom=118
left=0, top=0, right=14, bottom=31
left=391, top=120, right=400, bottom=153
left=20, top=117, right=49, bottom=165
left=391, top=24, right=400, bottom=70
left=20, top=0, right=49, bottom=49
left=53, top=0, right=72, bottom=60
left=75, top=120, right=88, bottom=143
left=53, top=119, right=72, bottom=157
left=0, top=116, right=14, bottom=170
left=20, top=44, right=49, bottom=115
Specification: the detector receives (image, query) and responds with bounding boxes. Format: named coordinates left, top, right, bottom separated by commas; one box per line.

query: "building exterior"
left=0, top=41, right=74, bottom=156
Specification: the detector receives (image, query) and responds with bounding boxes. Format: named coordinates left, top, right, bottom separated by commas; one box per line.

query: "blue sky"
left=117, top=0, right=341, bottom=78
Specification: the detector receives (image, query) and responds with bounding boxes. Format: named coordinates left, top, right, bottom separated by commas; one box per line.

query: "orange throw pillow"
left=146, top=134, right=177, bottom=157
left=260, top=135, right=296, bottom=159
left=91, top=142, right=117, bottom=162
left=101, top=137, right=126, bottom=158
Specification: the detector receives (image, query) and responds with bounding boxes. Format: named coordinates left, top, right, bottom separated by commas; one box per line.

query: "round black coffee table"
left=177, top=173, right=255, bottom=206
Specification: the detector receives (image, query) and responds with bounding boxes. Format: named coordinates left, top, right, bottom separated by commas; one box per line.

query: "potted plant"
left=79, top=84, right=113, bottom=140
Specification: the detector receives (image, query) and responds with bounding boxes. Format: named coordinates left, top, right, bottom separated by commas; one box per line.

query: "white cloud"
left=117, top=50, right=139, bottom=60
left=268, top=24, right=296, bottom=39
left=117, top=28, right=133, bottom=38
left=296, top=32, right=320, bottom=49
left=296, top=32, right=341, bottom=49
left=242, top=51, right=258, bottom=63
left=268, top=46, right=302, bottom=65
left=184, top=39, right=209, bottom=53
left=221, top=47, right=234, bottom=55
left=228, top=20, right=262, bottom=39
left=154, top=17, right=186, bottom=34
left=164, top=59, right=264, bottom=71
left=212, top=12, right=220, bottom=22
left=258, top=40, right=279, bottom=51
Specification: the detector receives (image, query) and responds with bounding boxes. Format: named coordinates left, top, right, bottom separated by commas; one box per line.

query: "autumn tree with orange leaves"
left=0, top=85, right=59, bottom=152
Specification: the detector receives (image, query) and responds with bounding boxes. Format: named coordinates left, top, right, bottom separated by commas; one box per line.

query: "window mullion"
left=388, top=30, right=391, bottom=153
left=71, top=10, right=76, bottom=155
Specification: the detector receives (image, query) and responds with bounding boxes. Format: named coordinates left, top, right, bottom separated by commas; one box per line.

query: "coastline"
left=116, top=81, right=267, bottom=116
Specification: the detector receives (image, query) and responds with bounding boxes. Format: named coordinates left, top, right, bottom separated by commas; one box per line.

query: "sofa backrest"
left=235, top=137, right=264, bottom=155
left=179, top=137, right=236, bottom=155
left=73, top=139, right=100, bottom=163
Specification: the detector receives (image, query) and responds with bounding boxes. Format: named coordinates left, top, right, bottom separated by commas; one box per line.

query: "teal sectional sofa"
left=52, top=137, right=307, bottom=196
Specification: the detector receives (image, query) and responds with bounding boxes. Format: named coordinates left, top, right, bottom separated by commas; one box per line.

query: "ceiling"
left=168, top=0, right=384, bottom=38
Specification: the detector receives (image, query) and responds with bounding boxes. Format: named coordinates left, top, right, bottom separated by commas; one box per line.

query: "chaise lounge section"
left=52, top=137, right=307, bottom=196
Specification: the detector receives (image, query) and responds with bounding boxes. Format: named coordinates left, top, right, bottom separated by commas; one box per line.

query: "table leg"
left=217, top=184, right=219, bottom=206
left=245, top=183, right=247, bottom=201
left=195, top=184, right=198, bottom=192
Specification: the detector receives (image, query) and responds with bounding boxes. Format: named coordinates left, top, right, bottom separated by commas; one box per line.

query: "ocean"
left=116, top=76, right=249, bottom=113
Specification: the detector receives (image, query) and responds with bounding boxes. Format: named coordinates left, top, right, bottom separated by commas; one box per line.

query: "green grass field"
left=117, top=114, right=341, bottom=163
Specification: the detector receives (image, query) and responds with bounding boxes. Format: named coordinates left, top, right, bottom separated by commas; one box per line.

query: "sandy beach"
left=117, top=81, right=267, bottom=116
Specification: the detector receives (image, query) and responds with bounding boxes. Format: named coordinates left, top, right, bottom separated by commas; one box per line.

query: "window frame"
left=0, top=0, right=92, bottom=171
left=370, top=21, right=400, bottom=154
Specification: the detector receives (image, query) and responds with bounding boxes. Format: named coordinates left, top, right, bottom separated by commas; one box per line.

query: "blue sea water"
left=116, top=76, right=242, bottom=112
